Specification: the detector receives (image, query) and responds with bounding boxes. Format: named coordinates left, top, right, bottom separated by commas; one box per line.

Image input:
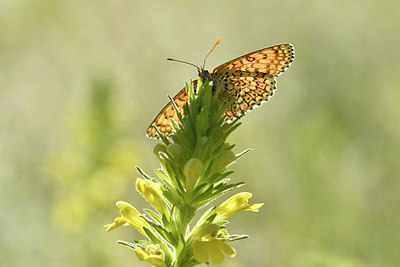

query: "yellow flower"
left=192, top=224, right=236, bottom=264
left=136, top=178, right=168, bottom=215
left=105, top=201, right=152, bottom=237
left=135, top=245, right=165, bottom=267
left=213, top=192, right=263, bottom=222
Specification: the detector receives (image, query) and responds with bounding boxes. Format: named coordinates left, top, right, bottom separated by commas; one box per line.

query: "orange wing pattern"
left=213, top=43, right=294, bottom=120
left=146, top=80, right=198, bottom=138
left=217, top=71, right=277, bottom=119
left=146, top=43, right=294, bottom=139
left=213, top=43, right=294, bottom=77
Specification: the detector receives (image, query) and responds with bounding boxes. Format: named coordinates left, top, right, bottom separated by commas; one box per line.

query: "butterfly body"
left=146, top=43, right=295, bottom=139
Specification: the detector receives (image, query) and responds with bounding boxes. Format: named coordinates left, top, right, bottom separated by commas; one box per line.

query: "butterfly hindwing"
left=146, top=80, right=198, bottom=138
left=146, top=88, right=188, bottom=138
left=218, top=71, right=277, bottom=118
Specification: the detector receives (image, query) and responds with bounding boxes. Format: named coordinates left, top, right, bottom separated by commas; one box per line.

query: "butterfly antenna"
left=167, top=58, right=199, bottom=70
left=202, top=37, right=222, bottom=69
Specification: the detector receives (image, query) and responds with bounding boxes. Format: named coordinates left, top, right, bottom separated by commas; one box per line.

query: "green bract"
left=106, top=79, right=263, bottom=266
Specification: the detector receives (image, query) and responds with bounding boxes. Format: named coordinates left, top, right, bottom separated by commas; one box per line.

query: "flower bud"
left=153, top=143, right=167, bottom=157
left=196, top=109, right=208, bottom=135
left=211, top=150, right=235, bottom=174
left=166, top=143, right=184, bottom=160
left=184, top=158, right=203, bottom=192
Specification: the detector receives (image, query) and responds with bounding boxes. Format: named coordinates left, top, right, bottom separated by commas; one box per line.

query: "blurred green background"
left=1, top=0, right=399, bottom=266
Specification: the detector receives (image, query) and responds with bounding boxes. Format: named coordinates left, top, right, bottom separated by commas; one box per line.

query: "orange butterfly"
left=146, top=39, right=294, bottom=139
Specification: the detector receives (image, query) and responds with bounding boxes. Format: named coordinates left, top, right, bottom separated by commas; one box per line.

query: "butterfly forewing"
left=146, top=43, right=294, bottom=138
left=213, top=43, right=294, bottom=76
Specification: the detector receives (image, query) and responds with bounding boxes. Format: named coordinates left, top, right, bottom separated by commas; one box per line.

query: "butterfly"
left=146, top=39, right=294, bottom=139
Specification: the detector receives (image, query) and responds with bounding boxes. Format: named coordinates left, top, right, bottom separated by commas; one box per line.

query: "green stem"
left=173, top=207, right=194, bottom=267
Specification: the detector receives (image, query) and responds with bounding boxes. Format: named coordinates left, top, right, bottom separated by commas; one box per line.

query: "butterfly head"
left=167, top=38, right=222, bottom=92
left=197, top=68, right=210, bottom=80
left=198, top=68, right=219, bottom=90
left=165, top=60, right=220, bottom=92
